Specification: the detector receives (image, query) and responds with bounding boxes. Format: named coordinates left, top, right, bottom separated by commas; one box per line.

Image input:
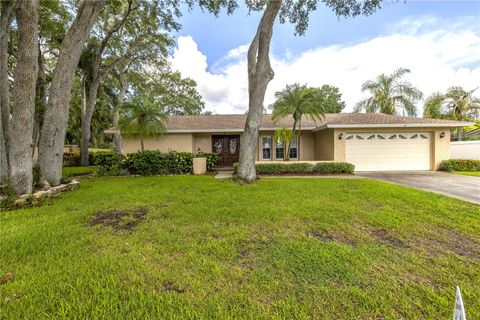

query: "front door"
left=212, top=135, right=240, bottom=166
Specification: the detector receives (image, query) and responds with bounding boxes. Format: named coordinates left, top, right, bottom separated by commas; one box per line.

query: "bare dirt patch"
left=371, top=229, right=410, bottom=249
left=415, top=227, right=480, bottom=259
left=162, top=281, right=188, bottom=293
left=89, top=208, right=147, bottom=231
left=237, top=233, right=272, bottom=268
left=306, top=229, right=358, bottom=247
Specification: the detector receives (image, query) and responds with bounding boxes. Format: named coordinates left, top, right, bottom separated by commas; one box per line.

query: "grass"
left=454, top=171, right=480, bottom=177
left=1, top=175, right=479, bottom=319
left=62, top=166, right=97, bottom=179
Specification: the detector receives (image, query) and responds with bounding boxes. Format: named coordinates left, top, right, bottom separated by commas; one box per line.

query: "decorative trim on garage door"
left=345, top=132, right=431, bottom=171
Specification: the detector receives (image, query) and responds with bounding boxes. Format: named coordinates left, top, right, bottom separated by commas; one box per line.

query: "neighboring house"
left=109, top=113, right=472, bottom=171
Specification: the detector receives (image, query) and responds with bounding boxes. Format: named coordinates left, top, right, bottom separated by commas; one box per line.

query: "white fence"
left=450, top=140, right=480, bottom=160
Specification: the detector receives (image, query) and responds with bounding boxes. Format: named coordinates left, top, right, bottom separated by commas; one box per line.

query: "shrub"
left=123, top=150, right=168, bottom=175
left=255, top=162, right=314, bottom=174
left=63, top=152, right=80, bottom=166
left=64, top=150, right=119, bottom=167
left=440, top=159, right=480, bottom=172
left=89, top=151, right=118, bottom=166
left=94, top=150, right=220, bottom=176
left=313, top=162, right=355, bottom=174
left=233, top=162, right=355, bottom=175
left=96, top=153, right=127, bottom=176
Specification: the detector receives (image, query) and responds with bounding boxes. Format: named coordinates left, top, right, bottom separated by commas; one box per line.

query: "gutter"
left=312, top=122, right=475, bottom=131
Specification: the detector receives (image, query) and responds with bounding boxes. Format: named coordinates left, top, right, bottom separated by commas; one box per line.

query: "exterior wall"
left=193, top=134, right=212, bottom=154
left=432, top=128, right=450, bottom=169
left=314, top=129, right=335, bottom=161
left=450, top=140, right=480, bottom=160
left=122, top=133, right=194, bottom=154
left=300, top=132, right=315, bottom=161
left=332, top=127, right=451, bottom=170
left=257, top=130, right=314, bottom=161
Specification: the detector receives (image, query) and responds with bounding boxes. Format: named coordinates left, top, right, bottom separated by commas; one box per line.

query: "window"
left=261, top=136, right=271, bottom=160
left=289, top=136, right=298, bottom=160
left=275, top=138, right=284, bottom=160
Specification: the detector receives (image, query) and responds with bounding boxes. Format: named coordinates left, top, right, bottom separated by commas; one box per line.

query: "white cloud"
left=171, top=16, right=480, bottom=115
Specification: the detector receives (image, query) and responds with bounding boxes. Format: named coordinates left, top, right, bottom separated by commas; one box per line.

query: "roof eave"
left=321, top=122, right=474, bottom=129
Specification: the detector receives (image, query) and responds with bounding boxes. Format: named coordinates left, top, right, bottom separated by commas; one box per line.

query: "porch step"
left=214, top=166, right=234, bottom=172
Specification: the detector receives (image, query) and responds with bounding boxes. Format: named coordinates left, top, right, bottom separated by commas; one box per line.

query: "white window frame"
left=274, top=136, right=298, bottom=160
left=261, top=136, right=272, bottom=161
left=289, top=136, right=298, bottom=160
left=275, top=137, right=284, bottom=160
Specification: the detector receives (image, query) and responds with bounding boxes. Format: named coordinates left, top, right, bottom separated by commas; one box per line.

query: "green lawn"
left=1, top=176, right=479, bottom=319
left=62, top=166, right=97, bottom=179
left=455, top=171, right=480, bottom=177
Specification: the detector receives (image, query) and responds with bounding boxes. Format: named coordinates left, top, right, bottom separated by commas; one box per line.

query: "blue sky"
left=176, top=1, right=480, bottom=69
left=170, top=1, right=480, bottom=114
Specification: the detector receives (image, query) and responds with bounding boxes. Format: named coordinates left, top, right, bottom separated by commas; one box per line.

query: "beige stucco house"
left=113, top=113, right=472, bottom=171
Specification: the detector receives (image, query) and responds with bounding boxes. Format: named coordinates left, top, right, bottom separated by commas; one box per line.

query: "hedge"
left=439, top=159, right=480, bottom=172
left=233, top=162, right=355, bottom=175
left=63, top=150, right=118, bottom=166
left=313, top=162, right=355, bottom=174
left=96, top=150, right=219, bottom=176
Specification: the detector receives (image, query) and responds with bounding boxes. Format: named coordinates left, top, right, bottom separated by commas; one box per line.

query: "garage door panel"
left=346, top=132, right=431, bottom=171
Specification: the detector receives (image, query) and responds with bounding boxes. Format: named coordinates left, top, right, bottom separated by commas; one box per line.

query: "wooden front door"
left=212, top=135, right=240, bottom=166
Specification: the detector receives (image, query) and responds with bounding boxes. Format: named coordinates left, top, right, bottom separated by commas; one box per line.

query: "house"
left=114, top=113, right=473, bottom=171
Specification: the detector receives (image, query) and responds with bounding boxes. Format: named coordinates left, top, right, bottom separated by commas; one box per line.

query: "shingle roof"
left=164, top=114, right=345, bottom=131
left=105, top=113, right=472, bottom=134
left=163, top=113, right=471, bottom=132
left=319, top=113, right=472, bottom=128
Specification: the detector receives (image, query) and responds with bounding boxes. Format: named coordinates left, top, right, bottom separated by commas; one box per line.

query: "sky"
left=170, top=1, right=480, bottom=115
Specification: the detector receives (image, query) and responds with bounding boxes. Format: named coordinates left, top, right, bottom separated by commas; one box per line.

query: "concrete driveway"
left=357, top=171, right=480, bottom=205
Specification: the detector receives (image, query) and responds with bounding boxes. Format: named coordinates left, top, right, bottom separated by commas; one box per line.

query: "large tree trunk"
left=9, top=0, right=38, bottom=195
left=113, top=73, right=127, bottom=153
left=0, top=2, right=14, bottom=182
left=38, top=0, right=104, bottom=186
left=80, top=78, right=101, bottom=166
left=237, top=1, right=281, bottom=182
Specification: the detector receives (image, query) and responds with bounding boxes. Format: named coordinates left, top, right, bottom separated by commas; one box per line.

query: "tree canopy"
left=354, top=68, right=423, bottom=116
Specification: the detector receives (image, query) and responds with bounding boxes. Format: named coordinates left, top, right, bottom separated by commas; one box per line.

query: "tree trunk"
left=0, top=2, right=14, bottom=182
left=457, top=126, right=463, bottom=141
left=9, top=0, right=38, bottom=195
left=290, top=118, right=297, bottom=161
left=237, top=1, right=281, bottom=182
left=33, top=42, right=47, bottom=160
left=37, top=0, right=104, bottom=185
left=140, top=134, right=144, bottom=152
left=80, top=78, right=101, bottom=166
left=114, top=73, right=127, bottom=153
left=297, top=119, right=302, bottom=160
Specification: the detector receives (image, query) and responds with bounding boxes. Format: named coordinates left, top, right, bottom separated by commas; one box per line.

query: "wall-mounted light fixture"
left=338, top=133, right=343, bottom=140
left=440, top=132, right=445, bottom=139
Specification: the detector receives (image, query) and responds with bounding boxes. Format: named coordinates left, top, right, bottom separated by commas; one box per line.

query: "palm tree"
left=423, top=92, right=445, bottom=119
left=120, top=97, right=168, bottom=151
left=354, top=68, right=423, bottom=116
left=444, top=86, right=480, bottom=140
left=273, top=127, right=293, bottom=161
left=271, top=83, right=325, bottom=160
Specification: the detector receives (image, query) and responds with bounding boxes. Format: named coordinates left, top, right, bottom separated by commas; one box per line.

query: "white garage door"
left=345, top=132, right=431, bottom=171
